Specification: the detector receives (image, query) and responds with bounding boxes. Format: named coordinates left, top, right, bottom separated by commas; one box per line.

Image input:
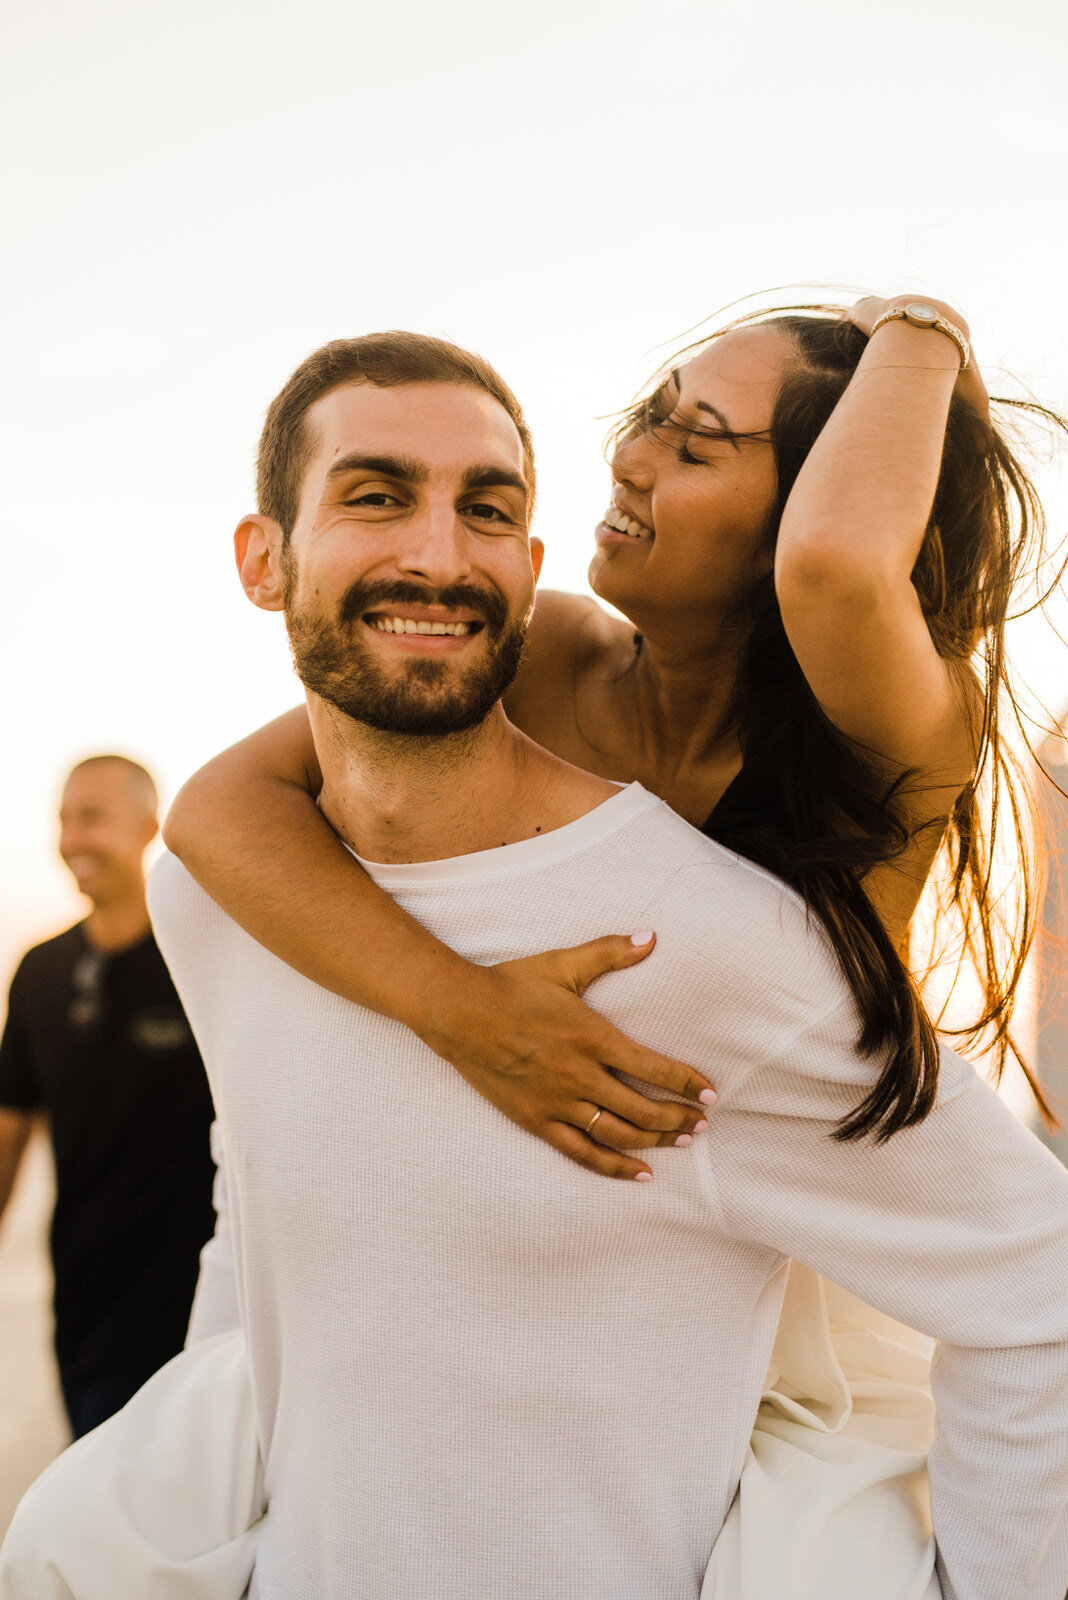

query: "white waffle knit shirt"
left=148, top=784, right=1068, bottom=1600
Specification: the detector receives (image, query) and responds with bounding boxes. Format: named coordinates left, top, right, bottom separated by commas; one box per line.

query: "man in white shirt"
left=20, top=333, right=1066, bottom=1600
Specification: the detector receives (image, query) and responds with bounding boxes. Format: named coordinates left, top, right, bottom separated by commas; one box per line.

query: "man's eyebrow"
left=324, top=452, right=428, bottom=484
left=322, top=454, right=527, bottom=498
left=461, top=463, right=528, bottom=499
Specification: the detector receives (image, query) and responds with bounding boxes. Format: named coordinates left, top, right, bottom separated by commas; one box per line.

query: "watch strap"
left=869, top=305, right=970, bottom=372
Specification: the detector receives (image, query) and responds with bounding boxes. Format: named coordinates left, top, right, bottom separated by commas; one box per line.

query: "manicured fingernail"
left=674, top=1133, right=693, bottom=1147
left=699, top=1089, right=717, bottom=1106
left=630, top=930, right=655, bottom=946
left=693, top=1119, right=709, bottom=1133
left=634, top=1170, right=653, bottom=1182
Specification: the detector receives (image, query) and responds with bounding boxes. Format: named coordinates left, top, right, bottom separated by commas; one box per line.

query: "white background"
left=3, top=0, right=1068, bottom=975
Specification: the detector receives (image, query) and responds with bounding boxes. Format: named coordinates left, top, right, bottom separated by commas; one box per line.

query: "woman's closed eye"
left=639, top=391, right=725, bottom=464
left=658, top=416, right=726, bottom=466
left=676, top=436, right=707, bottom=466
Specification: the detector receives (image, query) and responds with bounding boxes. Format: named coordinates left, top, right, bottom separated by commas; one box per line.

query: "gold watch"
left=869, top=302, right=970, bottom=371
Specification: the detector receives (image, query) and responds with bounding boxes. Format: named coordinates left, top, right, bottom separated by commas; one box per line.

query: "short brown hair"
left=256, top=332, right=536, bottom=536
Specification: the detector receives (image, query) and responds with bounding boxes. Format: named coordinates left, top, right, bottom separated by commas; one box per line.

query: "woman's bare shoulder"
left=506, top=589, right=631, bottom=714
left=532, top=587, right=630, bottom=649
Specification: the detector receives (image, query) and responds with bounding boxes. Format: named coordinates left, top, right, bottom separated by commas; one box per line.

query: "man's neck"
left=84, top=892, right=151, bottom=954
left=310, top=699, right=617, bottom=865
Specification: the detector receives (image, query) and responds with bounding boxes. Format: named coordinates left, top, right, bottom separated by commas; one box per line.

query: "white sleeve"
left=186, top=1122, right=242, bottom=1345
left=706, top=1012, right=1068, bottom=1600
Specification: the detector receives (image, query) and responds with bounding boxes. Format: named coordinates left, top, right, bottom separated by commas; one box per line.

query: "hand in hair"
left=846, top=295, right=990, bottom=422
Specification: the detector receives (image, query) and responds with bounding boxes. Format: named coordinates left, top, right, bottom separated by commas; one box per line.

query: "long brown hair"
left=617, top=305, right=1068, bottom=1141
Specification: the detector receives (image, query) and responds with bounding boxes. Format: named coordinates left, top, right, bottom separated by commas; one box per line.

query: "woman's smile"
left=595, top=502, right=655, bottom=545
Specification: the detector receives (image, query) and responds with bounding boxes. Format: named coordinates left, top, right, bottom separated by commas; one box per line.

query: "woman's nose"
left=611, top=432, right=655, bottom=492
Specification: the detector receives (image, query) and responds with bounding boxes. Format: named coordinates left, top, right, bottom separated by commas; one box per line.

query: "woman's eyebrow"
left=694, top=400, right=735, bottom=435
left=667, top=369, right=738, bottom=448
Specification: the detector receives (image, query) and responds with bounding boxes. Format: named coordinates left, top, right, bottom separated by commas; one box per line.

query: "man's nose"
left=59, top=827, right=82, bottom=859
left=395, top=507, right=474, bottom=589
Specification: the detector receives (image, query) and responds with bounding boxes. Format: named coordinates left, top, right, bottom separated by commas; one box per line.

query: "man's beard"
left=284, top=572, right=527, bottom=737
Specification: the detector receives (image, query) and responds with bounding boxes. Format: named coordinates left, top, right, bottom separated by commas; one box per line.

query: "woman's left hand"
left=847, top=296, right=990, bottom=422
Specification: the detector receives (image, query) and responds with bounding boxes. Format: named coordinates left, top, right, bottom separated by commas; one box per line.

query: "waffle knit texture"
left=149, top=784, right=1068, bottom=1600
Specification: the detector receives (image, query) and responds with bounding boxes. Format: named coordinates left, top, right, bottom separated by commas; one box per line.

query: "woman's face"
left=589, top=324, right=793, bottom=635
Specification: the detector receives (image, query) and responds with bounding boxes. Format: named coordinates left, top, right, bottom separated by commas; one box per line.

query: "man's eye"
left=345, top=491, right=400, bottom=508
left=464, top=502, right=510, bottom=523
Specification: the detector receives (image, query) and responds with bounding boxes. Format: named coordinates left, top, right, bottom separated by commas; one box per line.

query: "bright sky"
left=3, top=0, right=1068, bottom=980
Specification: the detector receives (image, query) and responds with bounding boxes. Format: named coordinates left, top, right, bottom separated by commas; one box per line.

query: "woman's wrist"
left=849, top=294, right=989, bottom=420
left=408, top=953, right=500, bottom=1068
left=853, top=294, right=970, bottom=339
left=851, top=295, right=971, bottom=364
left=864, top=317, right=964, bottom=375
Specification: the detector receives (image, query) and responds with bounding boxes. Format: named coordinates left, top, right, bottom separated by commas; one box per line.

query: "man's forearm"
left=0, top=1108, right=34, bottom=1225
left=929, top=1338, right=1068, bottom=1600
left=713, top=1052, right=1068, bottom=1600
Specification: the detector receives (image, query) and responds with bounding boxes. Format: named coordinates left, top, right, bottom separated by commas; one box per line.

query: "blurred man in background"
left=0, top=756, right=215, bottom=1438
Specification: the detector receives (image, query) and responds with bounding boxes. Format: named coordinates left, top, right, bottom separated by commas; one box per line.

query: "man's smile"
left=361, top=607, right=487, bottom=652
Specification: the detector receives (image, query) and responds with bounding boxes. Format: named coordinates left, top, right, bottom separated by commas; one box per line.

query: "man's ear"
left=235, top=514, right=287, bottom=612
left=529, top=535, right=545, bottom=586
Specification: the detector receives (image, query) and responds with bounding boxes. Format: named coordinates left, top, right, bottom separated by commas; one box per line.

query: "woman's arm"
left=774, top=295, right=985, bottom=784
left=164, top=710, right=715, bottom=1181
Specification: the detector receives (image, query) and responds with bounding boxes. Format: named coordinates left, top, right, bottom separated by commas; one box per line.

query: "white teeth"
left=371, top=616, right=472, bottom=636
left=602, top=506, right=653, bottom=540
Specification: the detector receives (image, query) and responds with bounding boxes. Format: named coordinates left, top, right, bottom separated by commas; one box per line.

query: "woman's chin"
left=588, top=546, right=635, bottom=601
left=587, top=552, right=619, bottom=606
left=588, top=556, right=648, bottom=635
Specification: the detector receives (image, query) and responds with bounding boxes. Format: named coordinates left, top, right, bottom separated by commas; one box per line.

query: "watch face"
left=905, top=303, right=939, bottom=326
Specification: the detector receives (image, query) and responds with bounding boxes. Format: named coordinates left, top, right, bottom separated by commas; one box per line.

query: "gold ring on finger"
left=584, top=1109, right=602, bottom=1137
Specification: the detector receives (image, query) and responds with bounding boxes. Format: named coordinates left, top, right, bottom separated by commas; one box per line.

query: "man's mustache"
left=337, top=579, right=508, bottom=634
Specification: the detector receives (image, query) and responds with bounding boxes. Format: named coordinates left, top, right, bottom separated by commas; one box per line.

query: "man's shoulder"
left=146, top=855, right=275, bottom=1038
left=9, top=922, right=85, bottom=987
left=604, top=798, right=852, bottom=1042
left=618, top=796, right=816, bottom=928
left=147, top=850, right=198, bottom=899
left=147, top=854, right=239, bottom=958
